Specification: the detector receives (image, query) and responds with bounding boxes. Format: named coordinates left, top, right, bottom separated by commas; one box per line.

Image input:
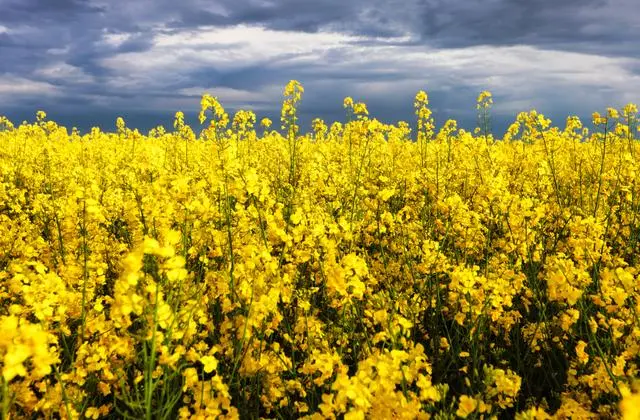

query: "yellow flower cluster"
left=1, top=81, right=640, bottom=418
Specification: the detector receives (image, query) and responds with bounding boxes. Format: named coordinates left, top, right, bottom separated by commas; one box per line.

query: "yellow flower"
left=620, top=386, right=640, bottom=420
left=353, top=102, right=368, bottom=116
left=415, top=90, right=428, bottom=105
left=439, top=337, right=450, bottom=352
left=592, top=111, right=608, bottom=125
left=85, top=407, right=101, bottom=419
left=476, top=90, right=493, bottom=109
left=575, top=340, right=589, bottom=365
left=344, top=409, right=366, bottom=420
left=201, top=355, right=218, bottom=373
left=261, top=117, right=272, bottom=128
left=3, top=346, right=29, bottom=381
left=343, top=96, right=354, bottom=108
left=456, top=395, right=478, bottom=418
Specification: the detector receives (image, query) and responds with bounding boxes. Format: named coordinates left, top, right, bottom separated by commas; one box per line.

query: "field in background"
left=1, top=82, right=640, bottom=418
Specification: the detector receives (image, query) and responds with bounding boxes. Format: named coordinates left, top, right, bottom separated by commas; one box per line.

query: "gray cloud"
left=416, top=0, right=639, bottom=56
left=0, top=0, right=105, bottom=24
left=0, top=0, right=638, bottom=134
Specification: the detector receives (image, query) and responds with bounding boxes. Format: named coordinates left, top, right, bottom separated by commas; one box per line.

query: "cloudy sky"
left=1, top=0, right=638, bottom=134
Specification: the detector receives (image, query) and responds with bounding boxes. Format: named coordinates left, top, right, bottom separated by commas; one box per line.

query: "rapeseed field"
left=1, top=81, right=640, bottom=418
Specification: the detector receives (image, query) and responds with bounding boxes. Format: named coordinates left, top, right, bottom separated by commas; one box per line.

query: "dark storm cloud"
left=0, top=0, right=105, bottom=24
left=0, top=0, right=638, bottom=133
left=416, top=0, right=639, bottom=56
left=1, top=0, right=637, bottom=54
left=162, top=0, right=639, bottom=56
left=169, top=0, right=401, bottom=36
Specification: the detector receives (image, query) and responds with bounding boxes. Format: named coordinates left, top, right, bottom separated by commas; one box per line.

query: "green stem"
left=145, top=284, right=160, bottom=420
left=593, top=123, right=609, bottom=217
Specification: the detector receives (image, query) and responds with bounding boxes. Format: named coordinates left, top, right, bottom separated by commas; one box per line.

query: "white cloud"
left=103, top=25, right=364, bottom=73
left=94, top=24, right=640, bottom=118
left=101, top=32, right=133, bottom=48
left=34, top=62, right=95, bottom=84
left=0, top=76, right=59, bottom=97
left=303, top=43, right=640, bottom=115
left=46, top=47, right=71, bottom=56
